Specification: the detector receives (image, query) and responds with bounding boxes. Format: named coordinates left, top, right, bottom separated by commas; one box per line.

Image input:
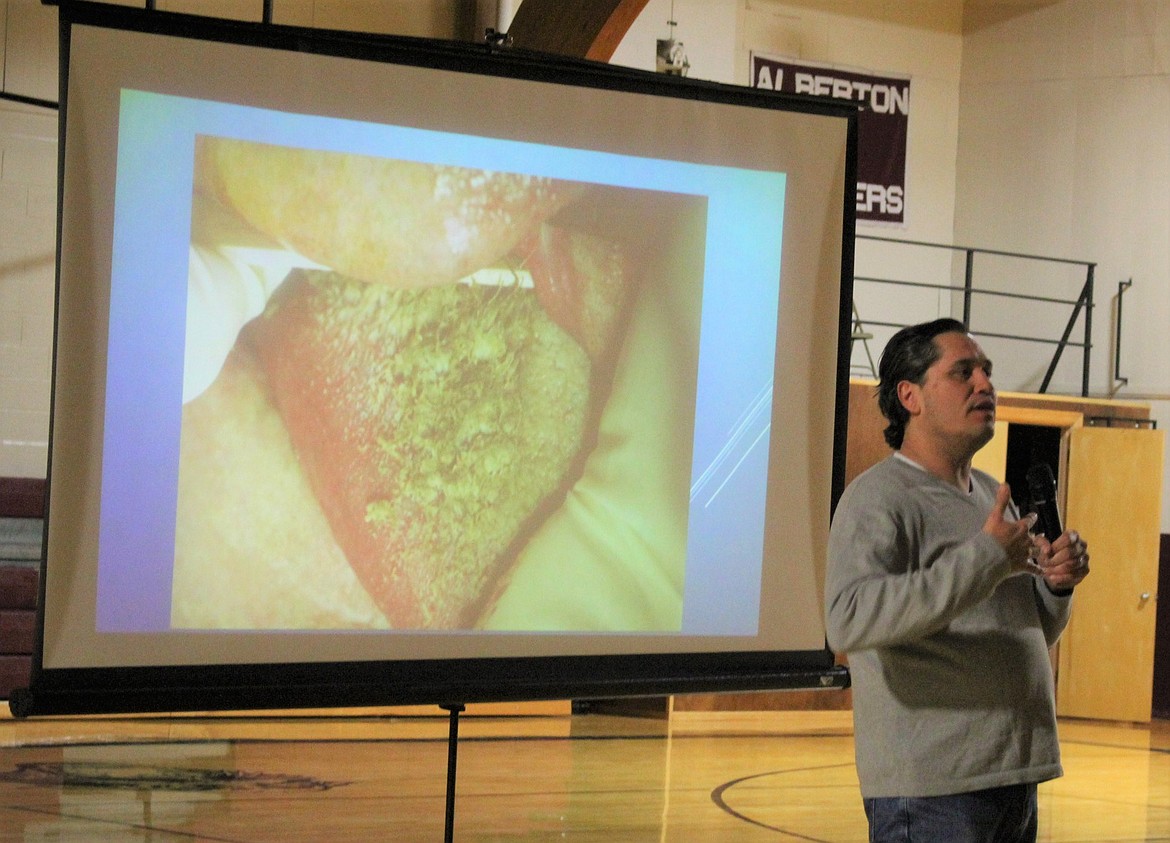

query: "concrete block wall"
left=0, top=102, right=56, bottom=479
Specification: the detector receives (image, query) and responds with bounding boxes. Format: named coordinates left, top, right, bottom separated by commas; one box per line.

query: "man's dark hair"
left=876, top=318, right=968, bottom=449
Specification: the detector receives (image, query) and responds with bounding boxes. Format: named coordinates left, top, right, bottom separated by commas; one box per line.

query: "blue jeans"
left=864, top=783, right=1038, bottom=843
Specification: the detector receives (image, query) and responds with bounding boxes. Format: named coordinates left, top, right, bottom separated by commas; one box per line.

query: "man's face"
left=901, top=331, right=997, bottom=454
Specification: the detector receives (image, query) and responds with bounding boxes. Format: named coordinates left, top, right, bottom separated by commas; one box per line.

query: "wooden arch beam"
left=506, top=0, right=651, bottom=61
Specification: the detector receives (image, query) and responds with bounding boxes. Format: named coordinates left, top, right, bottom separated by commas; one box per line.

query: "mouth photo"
left=170, top=138, right=706, bottom=632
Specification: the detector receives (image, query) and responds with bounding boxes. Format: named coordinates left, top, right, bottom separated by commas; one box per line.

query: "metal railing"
left=1114, top=279, right=1132, bottom=391
left=852, top=235, right=1096, bottom=396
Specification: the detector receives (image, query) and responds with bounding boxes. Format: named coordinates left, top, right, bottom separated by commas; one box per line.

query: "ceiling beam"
left=506, top=0, right=650, bottom=61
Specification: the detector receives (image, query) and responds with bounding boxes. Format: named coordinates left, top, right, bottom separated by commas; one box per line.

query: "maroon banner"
left=751, top=53, right=910, bottom=225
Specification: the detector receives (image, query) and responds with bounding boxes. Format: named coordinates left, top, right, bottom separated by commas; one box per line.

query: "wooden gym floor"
left=1, top=706, right=1168, bottom=841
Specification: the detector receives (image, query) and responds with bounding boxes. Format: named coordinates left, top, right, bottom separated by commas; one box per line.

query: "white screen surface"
left=32, top=5, right=852, bottom=708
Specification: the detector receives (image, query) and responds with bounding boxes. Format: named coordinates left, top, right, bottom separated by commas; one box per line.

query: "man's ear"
left=896, top=380, right=921, bottom=417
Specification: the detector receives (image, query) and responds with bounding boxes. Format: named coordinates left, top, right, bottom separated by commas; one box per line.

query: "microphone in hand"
left=1025, top=462, right=1062, bottom=543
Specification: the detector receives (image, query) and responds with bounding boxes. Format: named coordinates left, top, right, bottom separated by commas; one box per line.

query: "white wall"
left=609, top=0, right=739, bottom=83
left=0, top=1, right=57, bottom=479
left=955, top=0, right=1170, bottom=529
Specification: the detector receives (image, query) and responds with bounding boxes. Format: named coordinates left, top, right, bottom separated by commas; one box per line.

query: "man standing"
left=825, top=318, right=1090, bottom=842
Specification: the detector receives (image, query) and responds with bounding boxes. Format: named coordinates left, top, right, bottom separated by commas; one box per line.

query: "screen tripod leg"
left=441, top=703, right=466, bottom=842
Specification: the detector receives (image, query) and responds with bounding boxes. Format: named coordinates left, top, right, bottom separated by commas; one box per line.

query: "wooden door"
left=970, top=406, right=1083, bottom=483
left=1057, top=426, right=1164, bottom=722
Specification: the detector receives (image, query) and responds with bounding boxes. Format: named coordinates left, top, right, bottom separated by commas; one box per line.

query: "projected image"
left=37, top=12, right=847, bottom=699
left=171, top=138, right=706, bottom=631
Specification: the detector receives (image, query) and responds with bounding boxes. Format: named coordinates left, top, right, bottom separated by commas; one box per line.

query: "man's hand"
left=984, top=483, right=1041, bottom=574
left=1033, top=529, right=1090, bottom=593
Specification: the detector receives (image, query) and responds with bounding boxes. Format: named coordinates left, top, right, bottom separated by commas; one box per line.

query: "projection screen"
left=13, top=1, right=857, bottom=715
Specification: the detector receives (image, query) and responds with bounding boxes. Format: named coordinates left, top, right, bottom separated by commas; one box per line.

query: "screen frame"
left=13, top=0, right=856, bottom=717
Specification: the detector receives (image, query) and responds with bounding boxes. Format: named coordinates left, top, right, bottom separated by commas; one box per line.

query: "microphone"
left=1025, top=462, right=1063, bottom=543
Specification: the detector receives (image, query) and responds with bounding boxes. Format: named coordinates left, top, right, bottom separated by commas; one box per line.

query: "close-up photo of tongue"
left=171, top=137, right=696, bottom=631
left=241, top=240, right=616, bottom=629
